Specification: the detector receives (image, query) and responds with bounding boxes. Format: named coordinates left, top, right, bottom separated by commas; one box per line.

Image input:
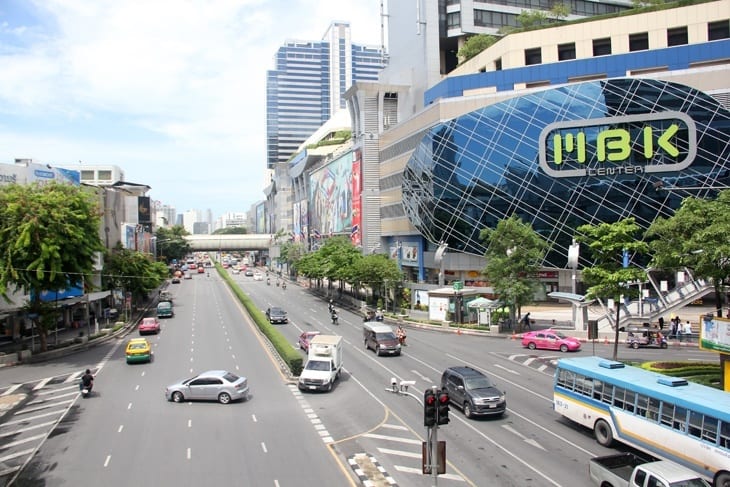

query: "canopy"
left=467, top=297, right=501, bottom=309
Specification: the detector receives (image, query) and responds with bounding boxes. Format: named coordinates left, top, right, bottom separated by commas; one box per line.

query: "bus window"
left=702, top=416, right=718, bottom=444
left=689, top=411, right=703, bottom=439
left=720, top=421, right=730, bottom=449
left=647, top=397, right=660, bottom=422
left=557, top=369, right=575, bottom=389
left=637, top=393, right=648, bottom=416
left=613, top=387, right=626, bottom=409
left=593, top=380, right=603, bottom=401
left=660, top=402, right=675, bottom=427
left=624, top=390, right=636, bottom=413
left=674, top=406, right=688, bottom=432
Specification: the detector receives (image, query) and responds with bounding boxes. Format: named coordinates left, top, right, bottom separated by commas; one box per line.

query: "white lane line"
left=363, top=433, right=421, bottom=445
left=0, top=449, right=36, bottom=464
left=187, top=448, right=191, bottom=460
left=104, top=455, right=111, bottom=467
left=188, top=420, right=192, bottom=428
left=0, top=421, right=56, bottom=438
left=32, top=378, right=53, bottom=391
left=1, top=384, right=23, bottom=396
left=127, top=403, right=132, bottom=410
left=378, top=447, right=421, bottom=458
left=1, top=410, right=64, bottom=427
left=261, top=442, right=267, bottom=453
left=15, top=399, right=74, bottom=414
left=135, top=385, right=140, bottom=391
left=492, top=363, right=520, bottom=375
left=394, top=465, right=465, bottom=481
left=251, top=415, right=257, bottom=423
left=381, top=424, right=409, bottom=431
left=118, top=425, right=123, bottom=433
left=2, top=433, right=46, bottom=449
left=64, top=372, right=83, bottom=383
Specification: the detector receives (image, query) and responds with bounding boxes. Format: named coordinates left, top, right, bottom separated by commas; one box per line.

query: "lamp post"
left=568, top=239, right=580, bottom=325
left=435, top=242, right=448, bottom=287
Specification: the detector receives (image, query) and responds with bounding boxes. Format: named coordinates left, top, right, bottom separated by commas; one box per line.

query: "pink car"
left=139, top=317, right=161, bottom=335
left=298, top=331, right=321, bottom=352
left=521, top=329, right=581, bottom=352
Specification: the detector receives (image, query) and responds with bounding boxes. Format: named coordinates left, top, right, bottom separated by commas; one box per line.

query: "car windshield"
left=129, top=343, right=147, bottom=350
left=465, top=376, right=493, bottom=390
left=554, top=332, right=567, bottom=338
left=376, top=332, right=396, bottom=341
left=305, top=360, right=331, bottom=371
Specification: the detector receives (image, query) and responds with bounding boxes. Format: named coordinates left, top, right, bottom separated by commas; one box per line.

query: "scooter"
left=282, top=282, right=287, bottom=290
left=331, top=313, right=339, bottom=325
left=79, top=381, right=93, bottom=398
left=266, top=278, right=270, bottom=286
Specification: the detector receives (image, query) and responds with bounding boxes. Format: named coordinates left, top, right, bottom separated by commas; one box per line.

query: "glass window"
left=636, top=394, right=648, bottom=416
left=708, top=20, right=730, bottom=40
left=97, top=170, right=112, bottom=180
left=720, top=421, right=730, bottom=449
left=688, top=410, right=703, bottom=438
left=629, top=32, right=649, bottom=52
left=667, top=26, right=688, bottom=46
left=557, top=369, right=575, bottom=389
left=525, top=47, right=542, bottom=66
left=614, top=387, right=626, bottom=409
left=702, top=415, right=718, bottom=444
left=447, top=12, right=461, bottom=28
left=593, top=37, right=611, bottom=56
left=558, top=43, right=576, bottom=61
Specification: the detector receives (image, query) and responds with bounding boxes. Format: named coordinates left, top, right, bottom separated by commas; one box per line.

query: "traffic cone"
left=511, top=332, right=517, bottom=340
left=457, top=328, right=462, bottom=335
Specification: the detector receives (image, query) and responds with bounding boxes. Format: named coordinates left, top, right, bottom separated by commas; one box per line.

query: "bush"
left=640, top=361, right=722, bottom=389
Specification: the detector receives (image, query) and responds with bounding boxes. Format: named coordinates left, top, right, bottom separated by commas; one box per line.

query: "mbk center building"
left=344, top=1, right=730, bottom=298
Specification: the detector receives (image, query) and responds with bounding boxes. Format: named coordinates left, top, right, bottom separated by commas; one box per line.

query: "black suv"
left=440, top=366, right=506, bottom=418
left=265, top=307, right=288, bottom=324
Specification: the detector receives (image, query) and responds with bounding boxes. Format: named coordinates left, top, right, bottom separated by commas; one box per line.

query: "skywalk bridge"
left=184, top=234, right=271, bottom=251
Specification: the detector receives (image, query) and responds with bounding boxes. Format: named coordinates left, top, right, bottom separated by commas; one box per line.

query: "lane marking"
left=104, top=455, right=111, bottom=467
left=377, top=447, right=421, bottom=458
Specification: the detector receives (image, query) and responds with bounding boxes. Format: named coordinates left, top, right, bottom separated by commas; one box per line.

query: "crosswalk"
left=0, top=370, right=97, bottom=485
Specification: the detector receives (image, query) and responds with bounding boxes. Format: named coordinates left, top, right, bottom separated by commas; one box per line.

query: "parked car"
left=521, top=329, right=582, bottom=352
left=125, top=338, right=152, bottom=364
left=266, top=307, right=288, bottom=324
left=298, top=331, right=321, bottom=352
left=139, top=317, right=161, bottom=335
left=441, top=366, right=506, bottom=418
left=164, top=370, right=249, bottom=404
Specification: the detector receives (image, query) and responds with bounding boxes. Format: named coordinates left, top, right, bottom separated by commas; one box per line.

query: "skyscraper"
left=266, top=21, right=386, bottom=168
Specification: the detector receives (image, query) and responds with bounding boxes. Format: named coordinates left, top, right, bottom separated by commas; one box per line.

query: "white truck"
left=298, top=335, right=343, bottom=392
left=589, top=453, right=710, bottom=487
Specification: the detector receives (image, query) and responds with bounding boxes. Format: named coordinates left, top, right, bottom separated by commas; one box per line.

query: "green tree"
left=516, top=9, right=549, bottom=29
left=213, top=226, right=248, bottom=235
left=0, top=182, right=104, bottom=351
left=317, top=237, right=363, bottom=295
left=646, top=191, right=730, bottom=317
left=457, top=34, right=499, bottom=63
left=279, top=241, right=306, bottom=278
left=550, top=3, right=571, bottom=20
left=155, top=225, right=191, bottom=264
left=351, top=253, right=402, bottom=308
left=104, top=244, right=169, bottom=306
left=480, top=216, right=548, bottom=331
left=576, top=218, right=649, bottom=360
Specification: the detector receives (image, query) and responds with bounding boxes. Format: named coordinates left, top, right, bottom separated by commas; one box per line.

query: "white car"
left=253, top=272, right=263, bottom=281
left=231, top=268, right=240, bottom=274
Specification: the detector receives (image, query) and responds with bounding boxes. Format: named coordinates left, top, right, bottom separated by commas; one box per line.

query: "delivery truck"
left=298, top=335, right=343, bottom=392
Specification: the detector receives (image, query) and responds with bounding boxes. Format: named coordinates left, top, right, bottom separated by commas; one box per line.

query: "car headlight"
left=499, top=394, right=506, bottom=402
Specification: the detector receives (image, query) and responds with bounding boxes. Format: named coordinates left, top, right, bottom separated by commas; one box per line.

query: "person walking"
left=670, top=318, right=679, bottom=340
left=522, top=312, right=531, bottom=330
left=683, top=320, right=693, bottom=342
left=657, top=316, right=664, bottom=331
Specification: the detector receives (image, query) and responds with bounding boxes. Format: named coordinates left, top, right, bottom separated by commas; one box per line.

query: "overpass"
left=184, top=234, right=271, bottom=251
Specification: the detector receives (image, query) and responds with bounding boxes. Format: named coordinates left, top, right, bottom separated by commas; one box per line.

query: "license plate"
left=309, top=386, right=317, bottom=390
left=487, top=404, right=496, bottom=408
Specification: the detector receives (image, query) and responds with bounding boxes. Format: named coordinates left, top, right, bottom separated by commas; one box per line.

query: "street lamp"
left=568, top=239, right=580, bottom=325
left=435, top=242, right=448, bottom=287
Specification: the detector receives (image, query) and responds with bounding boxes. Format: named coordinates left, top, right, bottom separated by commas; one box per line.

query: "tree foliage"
left=516, top=9, right=549, bottom=29
left=576, top=217, right=649, bottom=359
left=155, top=225, right=191, bottom=264
left=646, top=191, right=730, bottom=316
left=104, top=244, right=169, bottom=303
left=480, top=215, right=548, bottom=331
left=457, top=34, right=499, bottom=62
left=213, top=226, right=248, bottom=235
left=0, top=182, right=105, bottom=351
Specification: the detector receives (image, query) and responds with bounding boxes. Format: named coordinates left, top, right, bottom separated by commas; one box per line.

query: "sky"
left=0, top=0, right=384, bottom=220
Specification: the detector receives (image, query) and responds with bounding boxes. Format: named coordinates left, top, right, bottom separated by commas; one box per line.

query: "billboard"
left=699, top=314, right=730, bottom=354
left=309, top=152, right=353, bottom=237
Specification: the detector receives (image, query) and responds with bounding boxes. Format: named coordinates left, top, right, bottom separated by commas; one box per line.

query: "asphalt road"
left=0, top=270, right=720, bottom=486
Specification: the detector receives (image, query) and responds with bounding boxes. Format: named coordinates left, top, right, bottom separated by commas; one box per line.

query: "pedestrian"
left=683, top=321, right=693, bottom=342
left=657, top=316, right=664, bottom=330
left=522, top=312, right=531, bottom=330
left=670, top=319, right=678, bottom=340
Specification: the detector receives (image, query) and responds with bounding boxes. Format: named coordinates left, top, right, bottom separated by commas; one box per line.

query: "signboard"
left=699, top=314, right=730, bottom=354
left=452, top=281, right=463, bottom=291
left=429, top=296, right=449, bottom=322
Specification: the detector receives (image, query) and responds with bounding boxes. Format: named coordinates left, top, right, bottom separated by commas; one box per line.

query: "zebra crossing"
left=0, top=370, right=96, bottom=486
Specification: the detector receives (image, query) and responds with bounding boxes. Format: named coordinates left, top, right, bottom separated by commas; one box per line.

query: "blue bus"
left=553, top=356, right=730, bottom=486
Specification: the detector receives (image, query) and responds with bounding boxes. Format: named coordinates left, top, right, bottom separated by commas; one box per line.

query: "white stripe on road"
left=32, top=378, right=53, bottom=391
left=393, top=465, right=465, bottom=481
left=0, top=421, right=56, bottom=438
left=363, top=433, right=421, bottom=445
left=377, top=447, right=421, bottom=458
left=0, top=448, right=36, bottom=464
left=2, top=384, right=23, bottom=396
left=2, top=433, right=46, bottom=449
left=1, top=410, right=65, bottom=427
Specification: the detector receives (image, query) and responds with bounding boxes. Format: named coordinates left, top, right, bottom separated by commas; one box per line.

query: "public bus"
left=553, top=356, right=730, bottom=486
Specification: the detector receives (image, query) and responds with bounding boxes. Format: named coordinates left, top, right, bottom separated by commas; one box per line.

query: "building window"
left=447, top=12, right=461, bottom=29
left=98, top=170, right=112, bottom=181
left=80, top=170, right=94, bottom=181
left=708, top=20, right=730, bottom=40
left=525, top=47, right=542, bottom=66
left=593, top=37, right=611, bottom=56
left=667, top=26, right=688, bottom=46
left=629, top=32, right=649, bottom=52
left=495, top=58, right=502, bottom=71
left=558, top=42, right=576, bottom=61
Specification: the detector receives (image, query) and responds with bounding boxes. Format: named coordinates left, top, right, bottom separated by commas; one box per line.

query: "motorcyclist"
left=80, top=369, right=94, bottom=392
left=266, top=277, right=270, bottom=285
left=282, top=281, right=287, bottom=290
left=375, top=309, right=384, bottom=322
left=328, top=300, right=334, bottom=313
left=396, top=325, right=407, bottom=346
left=331, top=310, right=338, bottom=325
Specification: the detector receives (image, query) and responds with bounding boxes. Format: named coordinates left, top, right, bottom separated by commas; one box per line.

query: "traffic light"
left=437, top=389, right=450, bottom=425
left=424, top=389, right=437, bottom=427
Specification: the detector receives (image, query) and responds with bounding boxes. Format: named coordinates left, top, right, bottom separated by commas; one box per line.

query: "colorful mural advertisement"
left=255, top=203, right=266, bottom=234
left=351, top=150, right=362, bottom=247
left=309, top=152, right=353, bottom=237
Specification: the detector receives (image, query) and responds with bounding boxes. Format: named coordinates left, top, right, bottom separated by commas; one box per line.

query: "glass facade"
left=402, top=78, right=730, bottom=268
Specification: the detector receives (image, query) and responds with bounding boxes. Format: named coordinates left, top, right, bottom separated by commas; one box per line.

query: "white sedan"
left=253, top=272, right=263, bottom=281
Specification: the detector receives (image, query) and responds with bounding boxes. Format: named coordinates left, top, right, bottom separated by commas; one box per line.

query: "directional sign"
left=452, top=281, right=463, bottom=291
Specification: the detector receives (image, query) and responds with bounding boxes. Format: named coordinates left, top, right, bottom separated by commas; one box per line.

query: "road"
left=0, top=269, right=720, bottom=486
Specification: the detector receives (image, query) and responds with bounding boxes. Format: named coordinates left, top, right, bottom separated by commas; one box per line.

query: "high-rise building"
left=266, top=21, right=387, bottom=168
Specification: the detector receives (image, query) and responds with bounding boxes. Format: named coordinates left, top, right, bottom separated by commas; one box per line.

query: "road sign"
left=422, top=441, right=446, bottom=474
left=452, top=281, right=463, bottom=291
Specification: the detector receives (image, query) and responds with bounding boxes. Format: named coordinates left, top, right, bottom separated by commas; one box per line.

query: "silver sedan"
left=164, top=370, right=249, bottom=404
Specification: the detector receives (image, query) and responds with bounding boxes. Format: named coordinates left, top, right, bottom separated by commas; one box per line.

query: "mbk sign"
left=538, top=111, right=697, bottom=178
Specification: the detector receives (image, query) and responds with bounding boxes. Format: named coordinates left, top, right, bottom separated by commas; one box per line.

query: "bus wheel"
left=715, top=472, right=730, bottom=487
left=594, top=419, right=614, bottom=447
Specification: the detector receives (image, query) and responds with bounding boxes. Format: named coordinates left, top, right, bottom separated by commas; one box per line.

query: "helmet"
left=85, top=369, right=91, bottom=374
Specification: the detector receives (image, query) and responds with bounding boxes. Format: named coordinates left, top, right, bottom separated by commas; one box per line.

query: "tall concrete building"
left=266, top=21, right=387, bottom=168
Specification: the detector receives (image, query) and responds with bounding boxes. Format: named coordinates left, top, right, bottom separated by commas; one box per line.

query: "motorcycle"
left=282, top=282, right=287, bottom=290
left=79, top=379, right=94, bottom=398
left=331, top=313, right=339, bottom=325
left=266, top=278, right=270, bottom=286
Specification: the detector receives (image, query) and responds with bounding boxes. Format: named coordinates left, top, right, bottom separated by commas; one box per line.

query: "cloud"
left=0, top=0, right=383, bottom=217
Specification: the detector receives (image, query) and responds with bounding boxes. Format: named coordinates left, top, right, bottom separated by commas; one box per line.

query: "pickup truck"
left=589, top=453, right=710, bottom=487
